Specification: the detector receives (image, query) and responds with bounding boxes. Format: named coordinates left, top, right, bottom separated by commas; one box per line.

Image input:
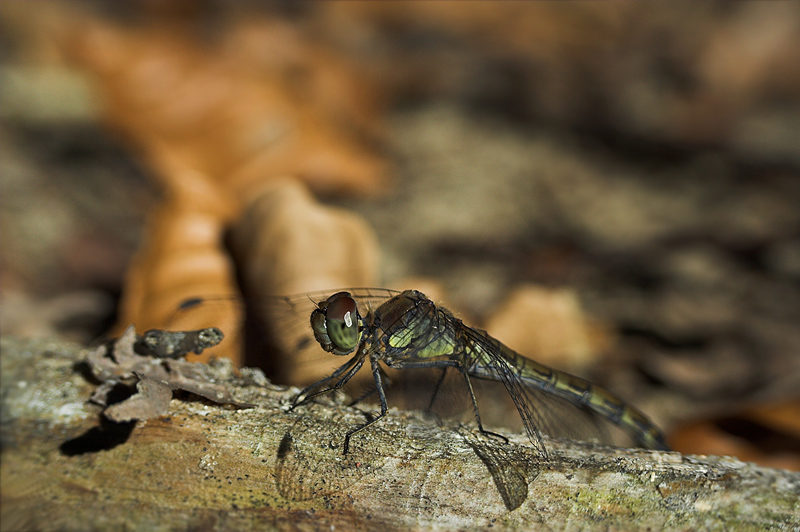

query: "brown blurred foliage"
left=485, top=285, right=613, bottom=375
left=63, top=15, right=388, bottom=203
left=111, top=160, right=242, bottom=364
left=323, top=1, right=800, bottom=155
left=229, top=179, right=379, bottom=374
left=671, top=400, right=800, bottom=471
left=3, top=1, right=799, bottom=470
left=58, top=11, right=388, bottom=364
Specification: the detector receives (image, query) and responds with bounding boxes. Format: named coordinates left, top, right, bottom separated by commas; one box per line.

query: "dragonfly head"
left=310, top=291, right=361, bottom=356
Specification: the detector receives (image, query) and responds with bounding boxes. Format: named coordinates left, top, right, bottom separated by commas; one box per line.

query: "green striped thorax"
left=310, top=291, right=362, bottom=356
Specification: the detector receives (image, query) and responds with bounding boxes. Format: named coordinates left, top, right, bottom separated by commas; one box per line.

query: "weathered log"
left=1, top=336, right=798, bottom=531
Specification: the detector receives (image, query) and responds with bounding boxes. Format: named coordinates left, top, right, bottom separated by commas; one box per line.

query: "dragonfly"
left=286, top=288, right=669, bottom=456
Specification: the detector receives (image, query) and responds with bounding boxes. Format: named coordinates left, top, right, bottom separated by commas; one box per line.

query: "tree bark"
left=1, top=336, right=798, bottom=531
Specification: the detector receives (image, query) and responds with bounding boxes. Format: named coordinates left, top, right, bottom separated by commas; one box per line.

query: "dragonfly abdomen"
left=527, top=359, right=668, bottom=451
left=564, top=375, right=669, bottom=451
left=489, top=341, right=669, bottom=451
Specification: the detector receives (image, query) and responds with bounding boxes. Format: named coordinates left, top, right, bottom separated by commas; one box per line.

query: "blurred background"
left=1, top=1, right=799, bottom=468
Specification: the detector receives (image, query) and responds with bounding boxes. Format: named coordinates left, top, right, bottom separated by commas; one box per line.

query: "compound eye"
left=324, top=293, right=359, bottom=353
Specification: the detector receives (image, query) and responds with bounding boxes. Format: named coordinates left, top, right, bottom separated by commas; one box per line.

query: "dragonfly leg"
left=342, top=354, right=389, bottom=455
left=290, top=352, right=365, bottom=409
left=346, top=367, right=392, bottom=407
left=425, top=368, right=449, bottom=412
left=387, top=359, right=510, bottom=445
left=381, top=360, right=461, bottom=413
left=460, top=367, right=509, bottom=445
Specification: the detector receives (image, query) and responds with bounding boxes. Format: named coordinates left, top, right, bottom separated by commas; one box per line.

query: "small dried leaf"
left=85, top=327, right=254, bottom=422
left=111, top=325, right=138, bottom=364
left=163, top=363, right=254, bottom=408
left=103, top=377, right=173, bottom=423
left=85, top=344, right=117, bottom=383
left=87, top=325, right=165, bottom=382
left=89, top=380, right=117, bottom=407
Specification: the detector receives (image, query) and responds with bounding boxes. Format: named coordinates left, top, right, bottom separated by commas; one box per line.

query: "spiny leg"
left=460, top=365, right=509, bottom=445
left=342, top=354, right=389, bottom=455
left=425, top=367, right=449, bottom=412
left=290, top=353, right=365, bottom=409
left=383, top=359, right=460, bottom=413
left=387, top=358, right=510, bottom=445
left=346, top=367, right=393, bottom=407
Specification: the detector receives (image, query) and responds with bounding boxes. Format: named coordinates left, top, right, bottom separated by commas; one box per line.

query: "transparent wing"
left=457, top=426, right=538, bottom=512
left=460, top=325, right=611, bottom=454
left=275, top=409, right=387, bottom=501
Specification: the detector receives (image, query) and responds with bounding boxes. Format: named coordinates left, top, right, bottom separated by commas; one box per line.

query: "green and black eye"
left=310, top=292, right=360, bottom=355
